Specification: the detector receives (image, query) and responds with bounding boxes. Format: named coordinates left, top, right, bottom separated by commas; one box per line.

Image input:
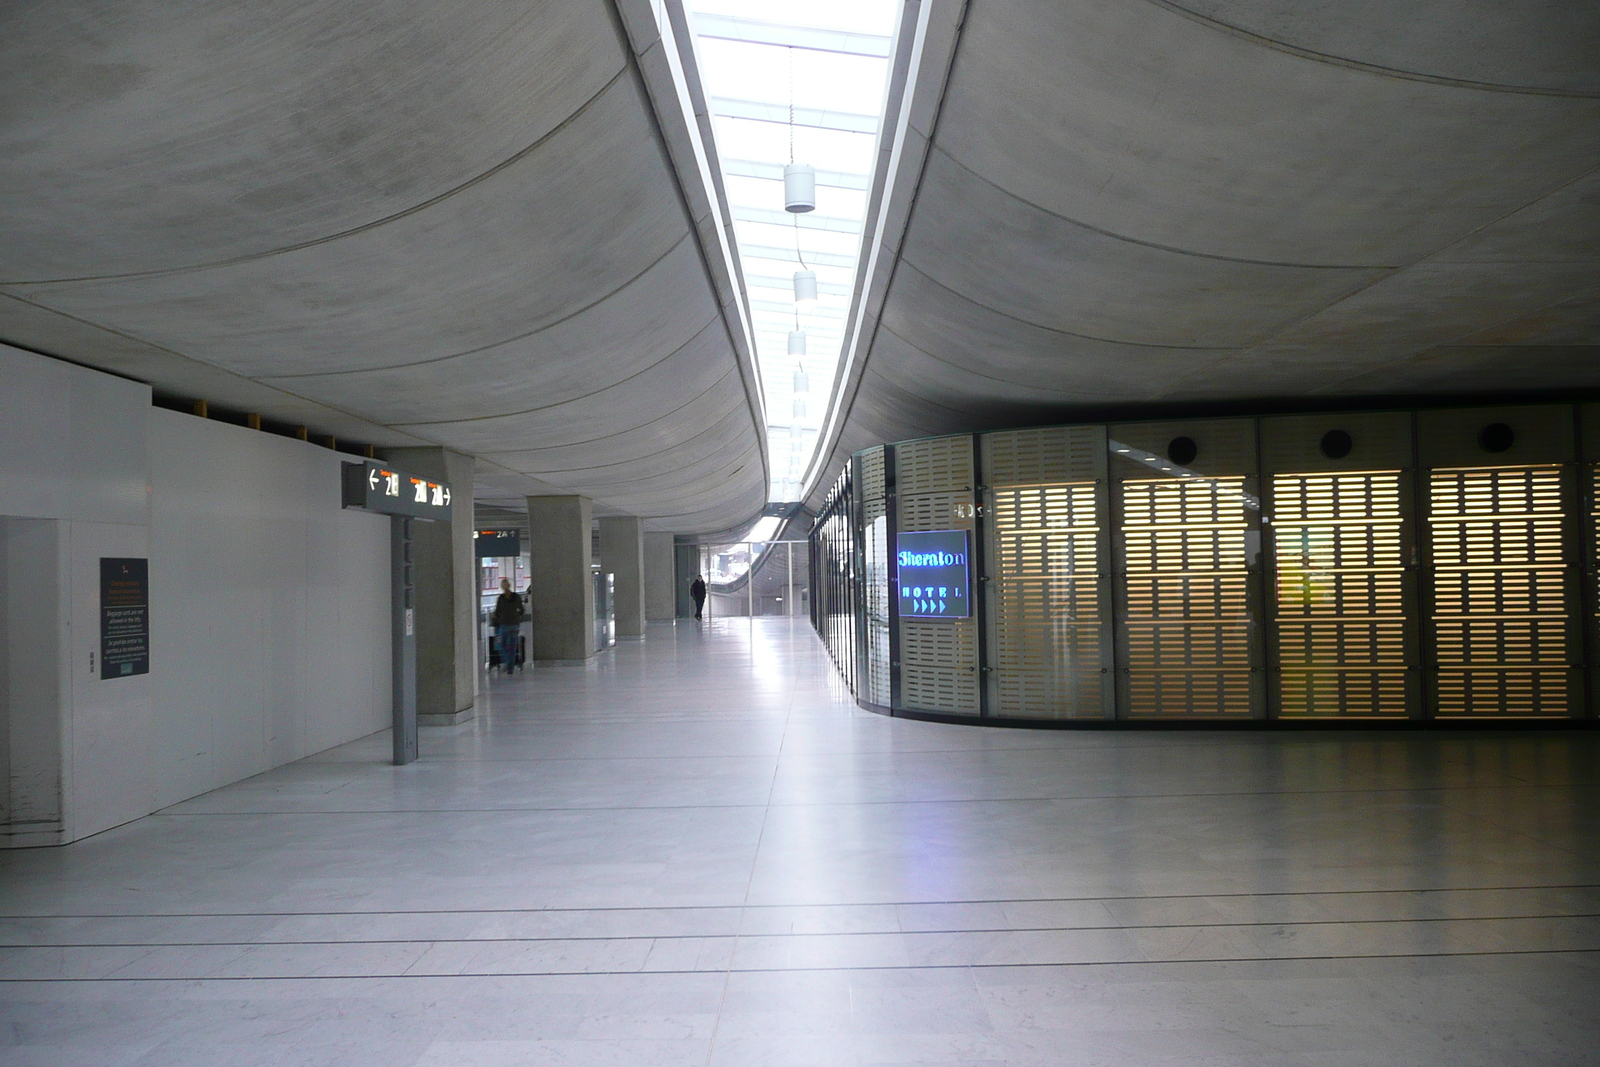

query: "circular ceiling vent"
left=1167, top=436, right=1198, bottom=466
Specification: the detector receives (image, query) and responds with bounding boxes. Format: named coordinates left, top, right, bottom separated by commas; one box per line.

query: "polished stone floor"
left=3, top=618, right=1599, bottom=1065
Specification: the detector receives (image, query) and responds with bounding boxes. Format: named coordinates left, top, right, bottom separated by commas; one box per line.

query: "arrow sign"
left=341, top=461, right=453, bottom=522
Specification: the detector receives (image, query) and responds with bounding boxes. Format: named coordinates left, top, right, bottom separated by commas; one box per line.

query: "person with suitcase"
left=490, top=578, right=526, bottom=674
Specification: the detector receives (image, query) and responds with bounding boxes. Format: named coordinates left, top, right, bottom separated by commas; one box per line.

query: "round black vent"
left=1320, top=429, right=1353, bottom=460
left=1478, top=422, right=1515, bottom=453
left=1167, top=436, right=1198, bottom=466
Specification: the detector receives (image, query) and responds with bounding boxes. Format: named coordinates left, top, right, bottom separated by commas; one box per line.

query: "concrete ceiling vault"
left=0, top=0, right=769, bottom=533
left=810, top=0, right=1600, bottom=506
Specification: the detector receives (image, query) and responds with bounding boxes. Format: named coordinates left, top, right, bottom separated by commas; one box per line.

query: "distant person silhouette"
left=690, top=575, right=707, bottom=620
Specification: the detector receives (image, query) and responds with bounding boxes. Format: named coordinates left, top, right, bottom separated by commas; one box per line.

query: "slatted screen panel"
left=896, top=436, right=979, bottom=714
left=897, top=435, right=974, bottom=495
left=1272, top=471, right=1408, bottom=716
left=864, top=515, right=891, bottom=705
left=861, top=446, right=886, bottom=503
left=991, top=483, right=1103, bottom=717
left=1121, top=477, right=1253, bottom=716
left=1429, top=465, right=1570, bottom=716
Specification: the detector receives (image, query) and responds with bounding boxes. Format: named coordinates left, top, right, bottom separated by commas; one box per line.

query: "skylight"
left=685, top=0, right=898, bottom=503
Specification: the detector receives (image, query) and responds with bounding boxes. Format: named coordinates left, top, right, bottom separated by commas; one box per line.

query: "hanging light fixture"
left=787, top=328, right=806, bottom=355
left=792, top=267, right=817, bottom=305
left=793, top=398, right=807, bottom=419
left=793, top=366, right=810, bottom=394
left=783, top=163, right=815, bottom=213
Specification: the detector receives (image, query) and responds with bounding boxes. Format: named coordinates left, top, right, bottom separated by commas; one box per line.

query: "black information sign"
left=100, top=557, right=149, bottom=679
left=474, top=530, right=520, bottom=558
left=341, top=461, right=453, bottom=521
left=896, top=530, right=970, bottom=619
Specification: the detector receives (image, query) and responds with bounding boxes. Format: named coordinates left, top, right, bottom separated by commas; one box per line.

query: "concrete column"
left=643, top=532, right=676, bottom=621
left=384, top=447, right=475, bottom=725
left=599, top=516, right=645, bottom=639
left=527, top=496, right=594, bottom=661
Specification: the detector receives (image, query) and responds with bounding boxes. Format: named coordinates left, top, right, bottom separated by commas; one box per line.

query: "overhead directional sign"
left=896, top=529, right=970, bottom=619
left=341, top=461, right=453, bottom=521
left=474, top=530, right=520, bottom=558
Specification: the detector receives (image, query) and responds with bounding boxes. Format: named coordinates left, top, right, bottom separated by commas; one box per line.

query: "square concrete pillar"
left=644, top=532, right=676, bottom=621
left=383, top=447, right=475, bottom=725
left=599, top=516, right=645, bottom=639
left=527, top=496, right=594, bottom=661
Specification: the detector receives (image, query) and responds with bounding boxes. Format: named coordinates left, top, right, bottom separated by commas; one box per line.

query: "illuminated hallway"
left=2, top=619, right=1597, bottom=1065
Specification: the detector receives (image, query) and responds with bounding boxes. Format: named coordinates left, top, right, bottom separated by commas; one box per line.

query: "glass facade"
left=809, top=404, right=1598, bottom=723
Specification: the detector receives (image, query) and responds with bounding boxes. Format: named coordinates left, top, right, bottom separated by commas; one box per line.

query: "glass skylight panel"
left=687, top=0, right=897, bottom=503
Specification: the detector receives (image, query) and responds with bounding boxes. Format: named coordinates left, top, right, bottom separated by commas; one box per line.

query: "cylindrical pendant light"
left=787, top=329, right=806, bottom=355
left=783, top=163, right=815, bottom=213
left=793, top=369, right=810, bottom=394
left=793, top=268, right=817, bottom=305
left=793, top=399, right=807, bottom=419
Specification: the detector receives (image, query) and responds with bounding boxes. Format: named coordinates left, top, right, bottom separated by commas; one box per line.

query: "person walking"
left=690, top=574, right=707, bottom=620
left=490, top=577, right=525, bottom=674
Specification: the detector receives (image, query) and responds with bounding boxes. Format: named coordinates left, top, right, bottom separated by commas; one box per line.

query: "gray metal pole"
left=748, top=543, right=754, bottom=617
left=787, top=543, right=794, bottom=617
left=391, top=516, right=418, bottom=765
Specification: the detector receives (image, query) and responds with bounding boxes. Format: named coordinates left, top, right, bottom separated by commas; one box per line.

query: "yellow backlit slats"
left=1121, top=477, right=1252, bottom=717
left=1271, top=471, right=1407, bottom=717
left=1429, top=465, right=1569, bottom=717
left=992, top=483, right=1101, bottom=718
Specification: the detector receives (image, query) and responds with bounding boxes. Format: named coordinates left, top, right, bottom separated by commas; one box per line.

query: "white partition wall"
left=147, top=410, right=390, bottom=806
left=1, top=344, right=392, bottom=846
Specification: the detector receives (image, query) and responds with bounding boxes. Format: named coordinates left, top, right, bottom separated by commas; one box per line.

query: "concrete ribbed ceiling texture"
left=0, top=0, right=768, bottom=533
left=5, top=1, right=1596, bottom=532
left=811, top=0, right=1600, bottom=505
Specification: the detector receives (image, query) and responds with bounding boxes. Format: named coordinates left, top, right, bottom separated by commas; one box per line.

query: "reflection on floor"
left=2, top=618, right=1598, bottom=1065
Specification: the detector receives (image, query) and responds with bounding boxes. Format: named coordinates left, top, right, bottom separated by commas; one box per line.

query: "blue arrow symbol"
left=939, top=600, right=946, bottom=613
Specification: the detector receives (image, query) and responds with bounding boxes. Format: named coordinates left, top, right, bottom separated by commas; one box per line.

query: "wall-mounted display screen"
left=897, top=530, right=970, bottom=618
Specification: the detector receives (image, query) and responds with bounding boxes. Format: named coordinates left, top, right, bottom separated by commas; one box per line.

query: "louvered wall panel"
left=861, top=446, right=890, bottom=706
left=1120, top=477, right=1253, bottom=717
left=986, top=425, right=1102, bottom=487
left=861, top=446, right=886, bottom=503
left=896, top=435, right=974, bottom=495
left=1428, top=465, right=1572, bottom=717
left=901, top=619, right=979, bottom=712
left=894, top=435, right=979, bottom=714
left=864, top=515, right=891, bottom=706
left=989, top=484, right=1105, bottom=718
left=1272, top=471, right=1408, bottom=716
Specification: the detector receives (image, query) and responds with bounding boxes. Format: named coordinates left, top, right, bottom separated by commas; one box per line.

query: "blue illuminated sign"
left=896, top=529, right=970, bottom=619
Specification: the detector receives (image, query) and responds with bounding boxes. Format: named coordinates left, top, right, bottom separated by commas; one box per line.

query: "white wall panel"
left=0, top=344, right=149, bottom=525
left=148, top=409, right=389, bottom=810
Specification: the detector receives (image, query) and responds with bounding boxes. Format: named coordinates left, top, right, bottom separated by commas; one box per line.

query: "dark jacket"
left=491, top=591, right=525, bottom=627
left=690, top=578, right=707, bottom=602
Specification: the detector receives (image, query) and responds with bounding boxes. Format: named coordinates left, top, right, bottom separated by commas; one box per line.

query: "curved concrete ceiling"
left=0, top=0, right=768, bottom=533
left=811, top=0, right=1600, bottom=504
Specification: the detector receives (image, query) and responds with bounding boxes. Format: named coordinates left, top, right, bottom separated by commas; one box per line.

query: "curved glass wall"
left=809, top=403, right=1598, bottom=723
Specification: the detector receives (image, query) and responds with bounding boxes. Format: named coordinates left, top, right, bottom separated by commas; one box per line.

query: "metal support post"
left=391, top=516, right=418, bottom=765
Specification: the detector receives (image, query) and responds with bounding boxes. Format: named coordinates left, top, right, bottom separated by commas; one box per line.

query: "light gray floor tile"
left=2, top=619, right=1597, bottom=1064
